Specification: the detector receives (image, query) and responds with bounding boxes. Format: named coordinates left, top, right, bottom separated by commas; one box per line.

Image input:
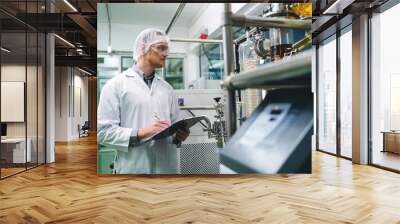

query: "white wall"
left=97, top=23, right=189, bottom=53
left=77, top=75, right=89, bottom=125
left=187, top=3, right=252, bottom=39
left=71, top=74, right=89, bottom=138
left=97, top=3, right=250, bottom=52
left=55, top=67, right=68, bottom=141
left=55, top=67, right=89, bottom=141
left=188, top=4, right=224, bottom=39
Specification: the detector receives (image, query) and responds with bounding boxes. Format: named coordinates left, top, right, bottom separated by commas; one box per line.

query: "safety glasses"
left=150, top=43, right=169, bottom=54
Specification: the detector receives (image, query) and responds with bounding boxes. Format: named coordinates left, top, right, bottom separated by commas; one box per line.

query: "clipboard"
left=146, top=116, right=208, bottom=142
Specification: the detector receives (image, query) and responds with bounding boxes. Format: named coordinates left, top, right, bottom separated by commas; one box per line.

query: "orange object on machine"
left=292, top=3, right=312, bottom=17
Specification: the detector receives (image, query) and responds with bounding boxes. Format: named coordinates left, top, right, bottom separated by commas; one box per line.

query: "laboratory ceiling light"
left=63, top=0, right=78, bottom=12
left=1, top=47, right=11, bottom=53
left=54, top=34, right=75, bottom=48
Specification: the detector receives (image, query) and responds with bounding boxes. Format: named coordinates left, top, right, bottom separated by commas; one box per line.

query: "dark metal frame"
left=44, top=0, right=47, bottom=166
left=336, top=28, right=341, bottom=159
left=315, top=44, right=319, bottom=151
left=367, top=11, right=373, bottom=166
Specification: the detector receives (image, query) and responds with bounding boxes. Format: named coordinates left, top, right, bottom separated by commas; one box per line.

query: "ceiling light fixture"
left=63, top=0, right=78, bottom=12
left=322, top=0, right=353, bottom=15
left=78, top=67, right=92, bottom=76
left=1, top=47, right=11, bottom=53
left=322, top=0, right=341, bottom=14
left=54, top=34, right=75, bottom=48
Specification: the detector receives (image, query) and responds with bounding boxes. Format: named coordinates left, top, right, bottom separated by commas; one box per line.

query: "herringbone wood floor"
left=1, top=135, right=400, bottom=223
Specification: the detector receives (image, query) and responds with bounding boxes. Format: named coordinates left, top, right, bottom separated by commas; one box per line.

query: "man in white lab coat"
left=98, top=29, right=189, bottom=174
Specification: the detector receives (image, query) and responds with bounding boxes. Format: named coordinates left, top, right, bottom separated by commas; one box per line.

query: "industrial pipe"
left=222, top=3, right=237, bottom=138
left=231, top=15, right=311, bottom=30
left=223, top=50, right=311, bottom=90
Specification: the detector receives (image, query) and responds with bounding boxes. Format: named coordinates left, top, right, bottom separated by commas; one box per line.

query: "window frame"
left=315, top=21, right=353, bottom=161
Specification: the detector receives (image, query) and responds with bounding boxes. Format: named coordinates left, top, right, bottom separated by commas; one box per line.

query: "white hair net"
left=133, top=28, right=170, bottom=61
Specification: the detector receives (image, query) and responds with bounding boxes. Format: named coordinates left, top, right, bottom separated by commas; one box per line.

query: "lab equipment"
left=175, top=89, right=225, bottom=144
left=179, top=142, right=220, bottom=174
left=263, top=3, right=298, bottom=60
left=238, top=31, right=263, bottom=118
left=210, top=97, right=227, bottom=148
left=220, top=88, right=312, bottom=173
left=222, top=11, right=312, bottom=173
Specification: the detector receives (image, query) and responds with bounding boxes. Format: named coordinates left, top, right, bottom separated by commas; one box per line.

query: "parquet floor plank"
left=0, top=135, right=399, bottom=223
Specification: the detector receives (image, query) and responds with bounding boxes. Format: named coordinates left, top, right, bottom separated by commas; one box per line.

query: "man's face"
left=146, top=42, right=169, bottom=68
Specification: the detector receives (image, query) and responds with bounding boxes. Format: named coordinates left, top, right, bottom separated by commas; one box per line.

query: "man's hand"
left=175, top=127, right=190, bottom=142
left=138, top=120, right=170, bottom=140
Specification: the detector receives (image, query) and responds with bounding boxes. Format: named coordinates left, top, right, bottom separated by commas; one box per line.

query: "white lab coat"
left=97, top=67, right=181, bottom=174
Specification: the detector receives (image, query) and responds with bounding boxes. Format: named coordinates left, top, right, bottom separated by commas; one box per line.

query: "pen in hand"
left=153, top=113, right=171, bottom=128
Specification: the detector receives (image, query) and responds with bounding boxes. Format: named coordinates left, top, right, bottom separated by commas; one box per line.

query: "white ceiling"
left=97, top=3, right=208, bottom=28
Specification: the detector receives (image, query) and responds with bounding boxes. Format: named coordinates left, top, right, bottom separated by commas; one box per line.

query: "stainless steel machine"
left=218, top=3, right=312, bottom=174
left=176, top=3, right=312, bottom=174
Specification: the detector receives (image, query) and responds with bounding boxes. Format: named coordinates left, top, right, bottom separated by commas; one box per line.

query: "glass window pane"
left=165, top=58, right=184, bottom=89
left=121, top=56, right=134, bottom=72
left=1, top=31, right=27, bottom=177
left=318, top=36, right=337, bottom=154
left=199, top=44, right=223, bottom=80
left=371, top=4, right=400, bottom=171
left=340, top=28, right=352, bottom=158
